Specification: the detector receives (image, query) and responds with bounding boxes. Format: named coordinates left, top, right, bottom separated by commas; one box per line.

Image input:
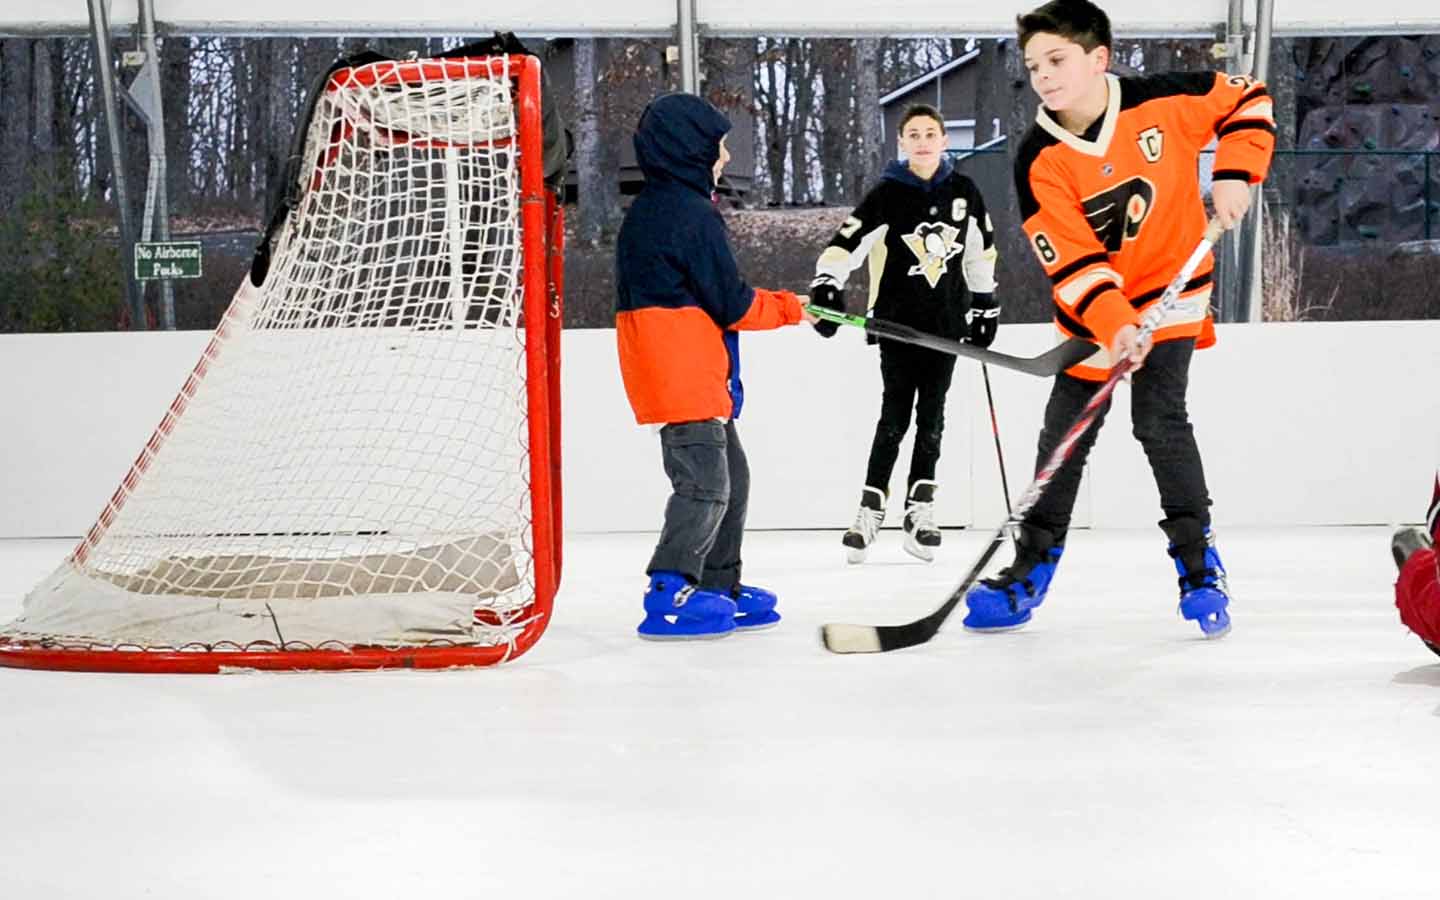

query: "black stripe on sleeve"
left=1075, top=280, right=1121, bottom=318
left=1054, top=304, right=1095, bottom=340
left=1127, top=272, right=1213, bottom=309
left=1049, top=252, right=1111, bottom=285
left=1217, top=120, right=1276, bottom=139
left=1215, top=85, right=1270, bottom=132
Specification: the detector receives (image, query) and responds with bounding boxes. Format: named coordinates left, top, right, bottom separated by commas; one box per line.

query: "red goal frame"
left=0, top=55, right=561, bottom=673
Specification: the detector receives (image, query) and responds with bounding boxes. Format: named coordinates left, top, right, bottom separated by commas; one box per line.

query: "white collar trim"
left=1034, top=73, right=1121, bottom=158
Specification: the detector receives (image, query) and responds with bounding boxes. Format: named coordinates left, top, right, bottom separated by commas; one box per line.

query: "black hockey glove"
left=809, top=276, right=844, bottom=338
left=966, top=293, right=1000, bottom=348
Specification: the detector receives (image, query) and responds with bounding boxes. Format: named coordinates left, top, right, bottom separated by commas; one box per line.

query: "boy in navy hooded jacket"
left=615, top=93, right=818, bottom=640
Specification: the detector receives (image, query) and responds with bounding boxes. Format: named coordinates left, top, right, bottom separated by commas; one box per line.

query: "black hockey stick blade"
left=820, top=535, right=1006, bottom=654
left=862, top=317, right=1094, bottom=377
left=821, top=601, right=949, bottom=654
left=804, top=304, right=1092, bottom=377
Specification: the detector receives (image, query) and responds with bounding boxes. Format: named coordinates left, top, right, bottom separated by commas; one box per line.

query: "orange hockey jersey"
left=1014, top=71, right=1275, bottom=379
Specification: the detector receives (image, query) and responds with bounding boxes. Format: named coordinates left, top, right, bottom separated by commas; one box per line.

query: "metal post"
left=138, top=0, right=175, bottom=329
left=1212, top=0, right=1247, bottom=322
left=1426, top=152, right=1432, bottom=241
left=87, top=0, right=146, bottom=330
left=1227, top=0, right=1247, bottom=73
left=1237, top=0, right=1274, bottom=323
left=676, top=0, right=700, bottom=94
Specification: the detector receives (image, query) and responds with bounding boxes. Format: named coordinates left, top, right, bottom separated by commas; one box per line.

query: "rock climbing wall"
left=1291, top=36, right=1440, bottom=244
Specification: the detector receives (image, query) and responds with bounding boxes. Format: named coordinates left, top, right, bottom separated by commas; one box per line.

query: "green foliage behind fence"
left=0, top=185, right=123, bottom=332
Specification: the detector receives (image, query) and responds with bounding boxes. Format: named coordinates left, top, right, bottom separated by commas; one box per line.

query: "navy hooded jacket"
left=614, top=93, right=802, bottom=425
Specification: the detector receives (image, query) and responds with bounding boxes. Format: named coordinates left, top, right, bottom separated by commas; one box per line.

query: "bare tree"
left=971, top=39, right=1004, bottom=146
left=757, top=37, right=791, bottom=206
left=161, top=36, right=193, bottom=215
left=786, top=39, right=814, bottom=204
left=1, top=39, right=36, bottom=214
left=259, top=40, right=296, bottom=224
left=1003, top=37, right=1048, bottom=322
left=32, top=40, right=56, bottom=189
left=854, top=38, right=882, bottom=199
left=573, top=38, right=618, bottom=243
left=227, top=39, right=250, bottom=204
left=817, top=42, right=853, bottom=205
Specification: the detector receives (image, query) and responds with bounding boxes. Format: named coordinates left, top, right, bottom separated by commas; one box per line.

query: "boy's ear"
left=1091, top=44, right=1110, bottom=73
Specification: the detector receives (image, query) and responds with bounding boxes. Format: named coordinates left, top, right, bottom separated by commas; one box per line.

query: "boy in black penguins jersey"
left=810, top=104, right=1000, bottom=564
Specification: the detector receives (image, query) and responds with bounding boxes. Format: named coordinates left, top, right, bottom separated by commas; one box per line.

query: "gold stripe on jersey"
left=866, top=231, right=888, bottom=314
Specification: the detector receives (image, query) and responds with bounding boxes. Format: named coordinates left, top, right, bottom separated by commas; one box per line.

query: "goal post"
left=0, top=52, right=562, bottom=673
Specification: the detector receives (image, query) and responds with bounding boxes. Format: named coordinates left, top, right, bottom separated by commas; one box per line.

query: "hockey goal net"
left=0, top=53, right=562, bottom=672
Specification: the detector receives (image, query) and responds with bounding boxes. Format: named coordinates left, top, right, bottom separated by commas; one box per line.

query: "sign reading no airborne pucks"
left=134, top=241, right=203, bottom=281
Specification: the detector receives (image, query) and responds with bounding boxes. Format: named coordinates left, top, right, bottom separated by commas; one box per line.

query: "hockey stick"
left=806, top=305, right=1094, bottom=377
left=981, top=364, right=1013, bottom=516
left=821, top=219, right=1224, bottom=654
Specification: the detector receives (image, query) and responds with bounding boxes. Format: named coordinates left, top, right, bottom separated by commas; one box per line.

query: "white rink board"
left=4, top=0, right=1437, bottom=36
left=1, top=320, right=1436, bottom=538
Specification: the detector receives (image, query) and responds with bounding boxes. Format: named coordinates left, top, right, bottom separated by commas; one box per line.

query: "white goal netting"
left=1, top=55, right=559, bottom=671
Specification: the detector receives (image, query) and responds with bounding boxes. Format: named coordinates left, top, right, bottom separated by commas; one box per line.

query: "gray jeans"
left=647, top=419, right=749, bottom=593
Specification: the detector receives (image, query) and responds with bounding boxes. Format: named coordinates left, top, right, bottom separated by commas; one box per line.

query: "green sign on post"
left=134, top=241, right=203, bottom=280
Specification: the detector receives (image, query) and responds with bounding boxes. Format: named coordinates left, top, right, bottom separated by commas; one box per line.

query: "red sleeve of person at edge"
left=1395, top=471, right=1440, bottom=647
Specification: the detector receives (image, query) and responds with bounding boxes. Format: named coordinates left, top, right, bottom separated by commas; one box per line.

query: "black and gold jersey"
left=815, top=159, right=998, bottom=341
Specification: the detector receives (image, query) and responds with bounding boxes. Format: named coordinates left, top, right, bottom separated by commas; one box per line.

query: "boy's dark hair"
left=898, top=104, right=945, bottom=133
left=1016, top=0, right=1113, bottom=53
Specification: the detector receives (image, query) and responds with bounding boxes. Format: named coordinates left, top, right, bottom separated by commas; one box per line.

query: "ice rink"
left=1, top=524, right=1435, bottom=899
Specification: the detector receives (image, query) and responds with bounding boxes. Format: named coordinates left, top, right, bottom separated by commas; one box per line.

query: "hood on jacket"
left=881, top=154, right=955, bottom=191
left=633, top=93, right=732, bottom=196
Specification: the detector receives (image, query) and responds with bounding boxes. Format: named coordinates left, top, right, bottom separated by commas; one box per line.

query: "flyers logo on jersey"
left=1137, top=126, right=1164, bottom=163
left=901, top=222, right=963, bottom=288
left=1081, top=177, right=1156, bottom=252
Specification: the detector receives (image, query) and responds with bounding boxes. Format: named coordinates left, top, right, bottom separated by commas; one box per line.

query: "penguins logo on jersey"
left=901, top=222, right=963, bottom=288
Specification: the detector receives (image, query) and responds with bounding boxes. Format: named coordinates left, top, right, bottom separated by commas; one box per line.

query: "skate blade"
left=636, top=629, right=735, bottom=642
left=735, top=610, right=782, bottom=632
left=1198, top=618, right=1232, bottom=640
left=902, top=541, right=935, bottom=563
left=962, top=621, right=1029, bottom=634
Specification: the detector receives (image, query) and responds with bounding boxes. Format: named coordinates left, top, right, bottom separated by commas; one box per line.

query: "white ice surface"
left=1, top=527, right=1436, bottom=899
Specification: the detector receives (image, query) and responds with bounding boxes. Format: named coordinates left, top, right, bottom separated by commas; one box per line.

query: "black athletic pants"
left=1025, top=338, right=1212, bottom=544
left=864, top=341, right=957, bottom=499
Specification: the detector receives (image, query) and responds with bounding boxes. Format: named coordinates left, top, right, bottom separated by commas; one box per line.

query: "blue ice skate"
left=1164, top=519, right=1232, bottom=639
left=963, top=526, right=1063, bottom=632
left=637, top=571, right=737, bottom=641
left=733, top=584, right=781, bottom=631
